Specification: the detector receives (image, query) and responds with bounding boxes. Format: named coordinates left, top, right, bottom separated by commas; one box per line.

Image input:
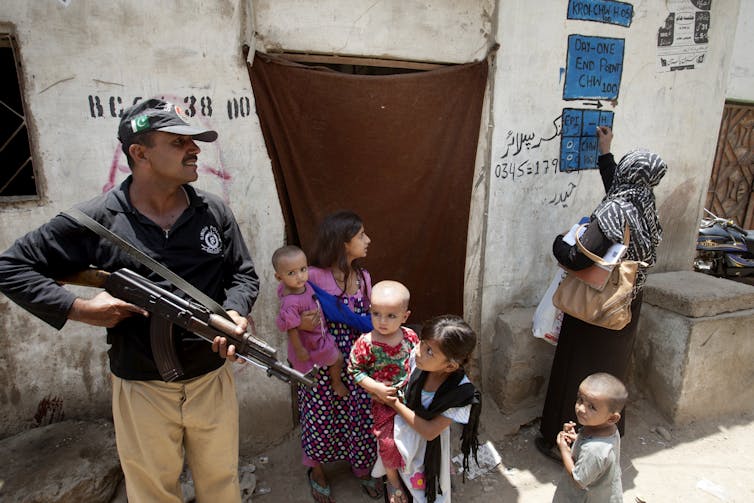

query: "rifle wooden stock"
left=59, top=268, right=316, bottom=387
left=57, top=268, right=111, bottom=288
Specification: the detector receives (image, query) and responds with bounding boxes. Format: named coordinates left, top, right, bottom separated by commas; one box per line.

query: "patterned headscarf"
left=592, top=149, right=667, bottom=287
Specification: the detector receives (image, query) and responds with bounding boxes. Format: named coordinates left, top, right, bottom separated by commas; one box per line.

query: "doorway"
left=247, top=51, right=488, bottom=323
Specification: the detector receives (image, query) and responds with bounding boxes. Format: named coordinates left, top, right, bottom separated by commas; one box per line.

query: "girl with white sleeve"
left=380, top=315, right=481, bottom=503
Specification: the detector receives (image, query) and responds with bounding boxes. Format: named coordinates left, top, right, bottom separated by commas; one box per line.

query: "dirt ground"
left=248, top=395, right=754, bottom=502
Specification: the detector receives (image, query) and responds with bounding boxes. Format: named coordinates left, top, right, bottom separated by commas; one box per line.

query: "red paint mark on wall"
left=199, top=166, right=232, bottom=180
left=103, top=146, right=130, bottom=193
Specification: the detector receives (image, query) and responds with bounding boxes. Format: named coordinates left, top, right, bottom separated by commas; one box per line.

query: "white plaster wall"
left=0, top=0, right=290, bottom=451
left=480, top=1, right=740, bottom=385
left=253, top=0, right=495, bottom=64
left=727, top=0, right=754, bottom=101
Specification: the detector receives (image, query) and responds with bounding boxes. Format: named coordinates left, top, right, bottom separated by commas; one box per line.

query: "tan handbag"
left=552, top=224, right=644, bottom=331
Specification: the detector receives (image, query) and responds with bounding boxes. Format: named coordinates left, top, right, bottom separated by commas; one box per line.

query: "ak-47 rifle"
left=61, top=268, right=317, bottom=387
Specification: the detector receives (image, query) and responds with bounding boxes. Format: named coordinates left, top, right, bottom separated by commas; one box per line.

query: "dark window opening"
left=272, top=52, right=448, bottom=75
left=304, top=63, right=421, bottom=75
left=1, top=34, right=38, bottom=201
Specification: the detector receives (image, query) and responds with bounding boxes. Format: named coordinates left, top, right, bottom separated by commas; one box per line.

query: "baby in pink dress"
left=273, top=245, right=348, bottom=397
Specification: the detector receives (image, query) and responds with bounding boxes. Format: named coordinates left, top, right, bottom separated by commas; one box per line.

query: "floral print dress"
left=349, top=327, right=419, bottom=468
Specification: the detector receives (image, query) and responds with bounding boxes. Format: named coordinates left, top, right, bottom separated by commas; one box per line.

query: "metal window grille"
left=1, top=34, right=38, bottom=200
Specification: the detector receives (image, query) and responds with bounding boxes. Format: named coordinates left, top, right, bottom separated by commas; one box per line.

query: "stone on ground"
left=0, top=419, right=122, bottom=503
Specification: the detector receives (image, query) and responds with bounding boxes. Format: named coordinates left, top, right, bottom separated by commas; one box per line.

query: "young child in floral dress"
left=349, top=280, right=419, bottom=503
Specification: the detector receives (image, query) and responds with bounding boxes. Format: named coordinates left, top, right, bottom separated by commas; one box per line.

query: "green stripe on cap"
left=131, top=115, right=150, bottom=133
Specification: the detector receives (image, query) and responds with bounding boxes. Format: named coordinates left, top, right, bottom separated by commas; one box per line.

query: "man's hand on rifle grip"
left=212, top=310, right=249, bottom=362
left=68, top=291, right=149, bottom=328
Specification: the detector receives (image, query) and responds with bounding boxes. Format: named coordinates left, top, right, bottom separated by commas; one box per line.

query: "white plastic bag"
left=532, top=269, right=566, bottom=345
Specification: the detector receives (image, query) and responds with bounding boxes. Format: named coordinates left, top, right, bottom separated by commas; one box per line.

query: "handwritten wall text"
left=567, top=0, right=634, bottom=27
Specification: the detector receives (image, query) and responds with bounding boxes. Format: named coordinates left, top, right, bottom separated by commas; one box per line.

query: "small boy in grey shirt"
left=553, top=373, right=626, bottom=502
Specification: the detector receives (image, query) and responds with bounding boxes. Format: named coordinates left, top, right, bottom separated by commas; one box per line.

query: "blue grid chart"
left=560, top=108, right=614, bottom=171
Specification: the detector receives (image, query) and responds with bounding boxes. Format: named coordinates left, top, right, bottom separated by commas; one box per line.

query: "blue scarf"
left=307, top=281, right=373, bottom=333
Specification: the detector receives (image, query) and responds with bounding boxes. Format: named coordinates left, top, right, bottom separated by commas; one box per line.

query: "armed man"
left=0, top=98, right=259, bottom=503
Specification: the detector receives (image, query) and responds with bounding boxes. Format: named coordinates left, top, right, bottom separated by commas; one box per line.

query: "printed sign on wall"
left=657, top=0, right=711, bottom=72
left=560, top=108, right=614, bottom=171
left=563, top=35, right=625, bottom=100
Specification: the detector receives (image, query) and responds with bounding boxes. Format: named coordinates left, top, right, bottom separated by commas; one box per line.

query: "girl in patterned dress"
left=349, top=280, right=419, bottom=503
left=302, top=211, right=383, bottom=502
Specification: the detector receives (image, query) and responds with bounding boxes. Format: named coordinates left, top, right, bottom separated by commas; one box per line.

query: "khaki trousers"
left=112, top=363, right=241, bottom=503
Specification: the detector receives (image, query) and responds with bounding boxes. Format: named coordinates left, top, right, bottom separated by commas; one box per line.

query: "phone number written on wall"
left=494, top=158, right=561, bottom=181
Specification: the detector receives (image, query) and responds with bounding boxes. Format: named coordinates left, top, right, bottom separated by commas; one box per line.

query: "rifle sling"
left=63, top=207, right=232, bottom=321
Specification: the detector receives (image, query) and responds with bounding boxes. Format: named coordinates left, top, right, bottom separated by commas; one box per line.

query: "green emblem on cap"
left=131, top=115, right=150, bottom=133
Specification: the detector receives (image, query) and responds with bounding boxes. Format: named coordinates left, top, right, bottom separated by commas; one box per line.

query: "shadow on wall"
left=656, top=177, right=697, bottom=271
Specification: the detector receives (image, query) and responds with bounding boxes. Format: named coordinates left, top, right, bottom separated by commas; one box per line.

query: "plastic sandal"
left=386, top=481, right=408, bottom=503
left=359, top=476, right=383, bottom=499
left=307, top=468, right=334, bottom=503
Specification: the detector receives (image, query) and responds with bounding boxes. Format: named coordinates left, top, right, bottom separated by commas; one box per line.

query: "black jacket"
left=0, top=176, right=259, bottom=380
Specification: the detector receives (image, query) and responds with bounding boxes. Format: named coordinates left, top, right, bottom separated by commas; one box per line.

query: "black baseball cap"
left=118, top=98, right=218, bottom=145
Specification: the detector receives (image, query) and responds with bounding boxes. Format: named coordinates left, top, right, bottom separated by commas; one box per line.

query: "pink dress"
left=276, top=282, right=340, bottom=373
left=296, top=266, right=375, bottom=476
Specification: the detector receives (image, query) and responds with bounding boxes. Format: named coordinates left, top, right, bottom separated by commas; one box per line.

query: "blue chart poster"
left=566, top=0, right=634, bottom=27
left=563, top=35, right=625, bottom=100
left=560, top=108, right=614, bottom=171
